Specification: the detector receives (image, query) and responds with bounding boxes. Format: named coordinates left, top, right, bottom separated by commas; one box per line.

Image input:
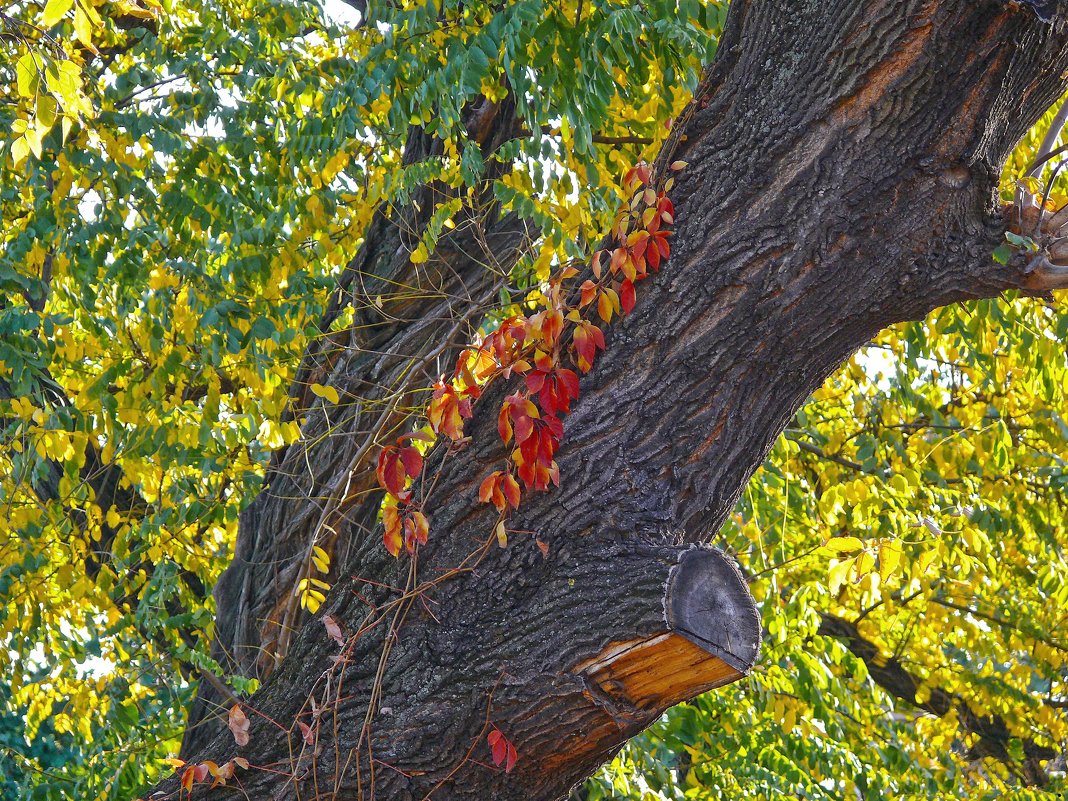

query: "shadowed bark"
left=171, top=1, right=1068, bottom=798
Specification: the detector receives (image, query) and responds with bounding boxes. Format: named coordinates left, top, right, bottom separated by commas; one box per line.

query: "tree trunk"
left=172, top=1, right=1068, bottom=799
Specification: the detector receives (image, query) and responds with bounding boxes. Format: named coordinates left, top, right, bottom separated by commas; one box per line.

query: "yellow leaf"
left=257, top=419, right=285, bottom=449
left=10, top=136, right=29, bottom=167
left=854, top=550, right=875, bottom=580
left=889, top=474, right=909, bottom=494
left=782, top=705, right=796, bottom=734
left=42, top=0, right=75, bottom=27
left=25, top=127, right=43, bottom=159
left=16, top=53, right=40, bottom=98
left=310, top=383, right=339, bottom=404
left=35, top=94, right=58, bottom=135
left=879, top=539, right=902, bottom=582
left=73, top=5, right=95, bottom=49
left=827, top=558, right=853, bottom=596
left=301, top=589, right=325, bottom=613
left=281, top=421, right=301, bottom=443
left=115, top=0, right=157, bottom=19
left=824, top=536, right=864, bottom=553
left=915, top=549, right=938, bottom=577
left=410, top=243, right=429, bottom=264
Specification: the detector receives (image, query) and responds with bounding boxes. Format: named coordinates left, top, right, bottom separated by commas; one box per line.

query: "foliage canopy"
left=0, top=0, right=1065, bottom=798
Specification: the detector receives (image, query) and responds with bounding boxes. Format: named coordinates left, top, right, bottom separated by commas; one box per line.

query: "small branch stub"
left=579, top=547, right=760, bottom=713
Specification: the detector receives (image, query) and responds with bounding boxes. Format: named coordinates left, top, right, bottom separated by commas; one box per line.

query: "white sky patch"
left=20, top=638, right=117, bottom=680
left=321, top=0, right=362, bottom=27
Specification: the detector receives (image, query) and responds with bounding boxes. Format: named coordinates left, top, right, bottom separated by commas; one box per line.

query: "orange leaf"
left=597, top=290, right=613, bottom=323
left=404, top=510, right=430, bottom=552
left=591, top=250, right=603, bottom=279
left=479, top=472, right=501, bottom=505
left=228, top=704, right=250, bottom=747
left=571, top=321, right=605, bottom=373
left=579, top=279, right=597, bottom=308
left=501, top=473, right=521, bottom=510
left=428, top=382, right=471, bottom=440
left=383, top=502, right=403, bottom=557
left=500, top=393, right=538, bottom=445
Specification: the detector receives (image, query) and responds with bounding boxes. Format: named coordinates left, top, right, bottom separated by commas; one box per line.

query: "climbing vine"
left=372, top=161, right=685, bottom=559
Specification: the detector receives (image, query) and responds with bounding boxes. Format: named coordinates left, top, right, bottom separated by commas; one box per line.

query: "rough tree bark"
left=171, top=1, right=1068, bottom=798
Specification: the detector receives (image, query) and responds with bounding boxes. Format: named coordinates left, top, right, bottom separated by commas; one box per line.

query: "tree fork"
left=171, top=1, right=1068, bottom=799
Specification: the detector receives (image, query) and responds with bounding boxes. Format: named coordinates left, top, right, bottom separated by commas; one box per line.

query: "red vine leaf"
left=624, top=163, right=651, bottom=189
left=479, top=470, right=522, bottom=512
left=620, top=279, right=636, bottom=315
left=481, top=317, right=527, bottom=369
left=525, top=355, right=580, bottom=417
left=398, top=446, right=422, bottom=480
left=487, top=727, right=518, bottom=773
left=514, top=416, right=563, bottom=491
left=376, top=447, right=408, bottom=496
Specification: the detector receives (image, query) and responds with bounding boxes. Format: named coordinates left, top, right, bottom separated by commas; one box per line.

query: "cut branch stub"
left=578, top=547, right=759, bottom=715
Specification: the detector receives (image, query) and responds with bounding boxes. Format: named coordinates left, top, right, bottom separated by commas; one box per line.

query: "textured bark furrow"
left=174, top=1, right=1068, bottom=797
left=179, top=542, right=757, bottom=800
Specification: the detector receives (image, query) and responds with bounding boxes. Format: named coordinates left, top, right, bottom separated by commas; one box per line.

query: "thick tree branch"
left=818, top=613, right=1055, bottom=786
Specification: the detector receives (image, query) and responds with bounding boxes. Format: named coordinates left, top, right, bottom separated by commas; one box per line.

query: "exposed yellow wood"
left=578, top=632, right=744, bottom=712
